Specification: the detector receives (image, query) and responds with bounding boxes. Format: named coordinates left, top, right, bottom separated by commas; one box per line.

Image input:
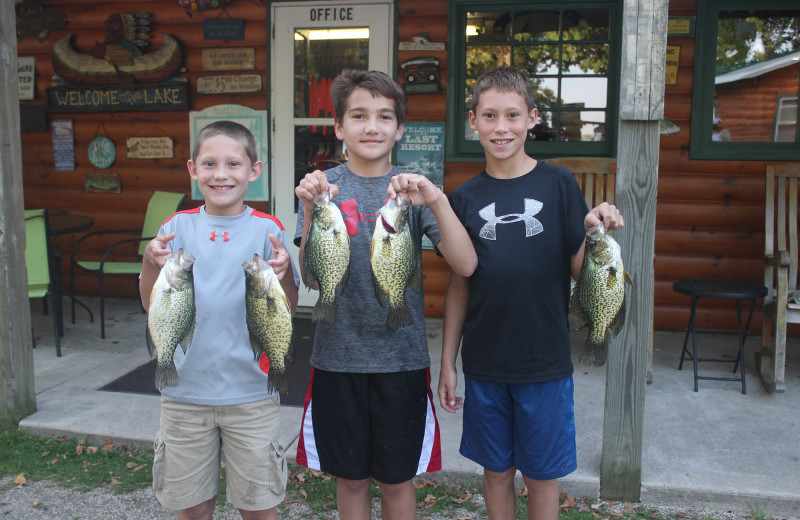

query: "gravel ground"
left=2, top=477, right=790, bottom=520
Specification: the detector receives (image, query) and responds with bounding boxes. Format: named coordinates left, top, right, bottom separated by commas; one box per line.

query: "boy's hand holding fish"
left=295, top=169, right=340, bottom=205
left=585, top=202, right=624, bottom=232
left=387, top=172, right=445, bottom=209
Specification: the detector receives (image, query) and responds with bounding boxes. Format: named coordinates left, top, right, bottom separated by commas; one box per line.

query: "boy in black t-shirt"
left=438, top=66, right=625, bottom=520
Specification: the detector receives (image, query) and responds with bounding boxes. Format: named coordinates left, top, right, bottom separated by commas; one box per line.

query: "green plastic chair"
left=25, top=209, right=62, bottom=356
left=69, top=191, right=186, bottom=338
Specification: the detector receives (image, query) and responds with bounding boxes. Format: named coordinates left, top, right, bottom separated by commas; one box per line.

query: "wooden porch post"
left=599, top=0, right=667, bottom=501
left=0, top=2, right=37, bottom=430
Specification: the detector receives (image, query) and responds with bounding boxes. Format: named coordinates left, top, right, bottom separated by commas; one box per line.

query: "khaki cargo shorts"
left=152, top=395, right=287, bottom=511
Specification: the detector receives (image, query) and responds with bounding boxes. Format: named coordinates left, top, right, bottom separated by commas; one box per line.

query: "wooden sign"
left=197, top=74, right=262, bottom=94
left=51, top=119, right=75, bottom=171
left=202, top=48, right=255, bottom=71
left=665, top=45, right=680, bottom=86
left=18, top=57, right=35, bottom=100
left=203, top=19, right=245, bottom=41
left=47, top=82, right=189, bottom=113
left=668, top=16, right=695, bottom=37
left=84, top=173, right=121, bottom=193
left=126, top=137, right=174, bottom=159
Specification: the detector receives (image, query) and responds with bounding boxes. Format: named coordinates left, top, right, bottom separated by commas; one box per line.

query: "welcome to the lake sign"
left=47, top=82, right=189, bottom=113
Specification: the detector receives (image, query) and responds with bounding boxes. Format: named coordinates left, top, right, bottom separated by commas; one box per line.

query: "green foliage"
left=0, top=430, right=152, bottom=494
left=716, top=13, right=800, bottom=73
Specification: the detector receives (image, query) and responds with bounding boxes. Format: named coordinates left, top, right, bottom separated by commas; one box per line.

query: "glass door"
left=271, top=1, right=393, bottom=308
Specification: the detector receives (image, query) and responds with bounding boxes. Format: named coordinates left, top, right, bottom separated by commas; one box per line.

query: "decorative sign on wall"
left=85, top=173, right=121, bottom=193
left=47, top=82, right=189, bottom=112
left=88, top=137, right=116, bottom=169
left=400, top=56, right=441, bottom=94
left=189, top=105, right=269, bottom=201
left=396, top=123, right=444, bottom=188
left=126, top=137, right=174, bottom=159
left=665, top=45, right=680, bottom=86
left=18, top=56, right=35, bottom=100
left=51, top=119, right=75, bottom=171
left=398, top=33, right=445, bottom=51
left=203, top=19, right=245, bottom=41
left=396, top=122, right=445, bottom=250
left=197, top=74, right=262, bottom=94
left=668, top=16, right=695, bottom=37
left=202, top=48, right=255, bottom=71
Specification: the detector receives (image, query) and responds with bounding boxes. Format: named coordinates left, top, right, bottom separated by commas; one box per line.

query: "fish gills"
left=370, top=196, right=422, bottom=329
left=568, top=225, right=630, bottom=367
left=244, top=253, right=293, bottom=394
left=303, top=191, right=350, bottom=324
left=146, top=249, right=196, bottom=390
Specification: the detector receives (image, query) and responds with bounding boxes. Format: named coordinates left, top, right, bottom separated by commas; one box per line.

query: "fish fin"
left=338, top=258, right=351, bottom=294
left=267, top=370, right=289, bottom=395
left=624, top=270, right=633, bottom=285
left=386, top=301, right=413, bottom=329
left=248, top=331, right=262, bottom=359
left=145, top=323, right=155, bottom=358
left=312, top=297, right=336, bottom=324
left=409, top=257, right=423, bottom=294
left=567, top=288, right=588, bottom=330
left=609, top=289, right=627, bottom=337
left=579, top=333, right=608, bottom=367
left=179, top=313, right=195, bottom=355
left=155, top=360, right=179, bottom=390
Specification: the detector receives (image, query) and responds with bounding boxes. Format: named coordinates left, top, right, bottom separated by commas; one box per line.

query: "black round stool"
left=673, top=279, right=768, bottom=394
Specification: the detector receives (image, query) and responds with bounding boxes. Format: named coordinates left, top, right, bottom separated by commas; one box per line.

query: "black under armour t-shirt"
left=449, top=161, right=589, bottom=383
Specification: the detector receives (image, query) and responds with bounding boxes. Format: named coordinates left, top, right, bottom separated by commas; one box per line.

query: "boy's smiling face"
left=469, top=88, right=537, bottom=163
left=334, top=87, right=404, bottom=170
left=188, top=134, right=263, bottom=216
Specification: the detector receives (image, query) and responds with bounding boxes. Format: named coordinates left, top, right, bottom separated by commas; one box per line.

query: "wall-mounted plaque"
left=88, top=137, right=116, bottom=169
left=203, top=19, right=245, bottom=41
left=85, top=173, right=121, bottom=193
left=197, top=74, right=262, bottom=94
left=18, top=56, right=35, bottom=100
left=668, top=16, right=695, bottom=37
left=665, top=45, right=680, bottom=86
left=126, top=137, right=174, bottom=159
left=47, top=82, right=189, bottom=113
left=202, top=48, right=255, bottom=71
left=51, top=119, right=75, bottom=171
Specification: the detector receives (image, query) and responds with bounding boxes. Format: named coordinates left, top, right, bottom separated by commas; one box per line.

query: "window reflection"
left=713, top=10, right=800, bottom=142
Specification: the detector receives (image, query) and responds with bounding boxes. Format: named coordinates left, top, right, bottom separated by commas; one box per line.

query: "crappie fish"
left=244, top=253, right=293, bottom=394
left=370, top=194, right=422, bottom=329
left=303, top=190, right=350, bottom=324
left=146, top=249, right=196, bottom=390
left=568, top=223, right=631, bottom=367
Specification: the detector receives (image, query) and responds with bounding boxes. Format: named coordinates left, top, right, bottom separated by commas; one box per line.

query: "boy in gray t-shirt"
left=294, top=69, right=477, bottom=520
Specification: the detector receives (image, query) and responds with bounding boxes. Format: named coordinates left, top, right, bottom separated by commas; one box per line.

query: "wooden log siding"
left=16, top=0, right=788, bottom=334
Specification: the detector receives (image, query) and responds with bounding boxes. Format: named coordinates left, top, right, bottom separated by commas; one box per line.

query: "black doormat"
left=99, top=317, right=315, bottom=408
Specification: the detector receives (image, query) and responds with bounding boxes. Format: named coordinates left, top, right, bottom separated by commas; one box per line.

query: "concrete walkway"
left=19, top=297, right=800, bottom=517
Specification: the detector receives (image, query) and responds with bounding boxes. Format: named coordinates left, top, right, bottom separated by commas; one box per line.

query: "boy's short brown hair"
left=472, top=66, right=537, bottom=112
left=330, top=69, right=405, bottom=124
left=192, top=120, right=258, bottom=165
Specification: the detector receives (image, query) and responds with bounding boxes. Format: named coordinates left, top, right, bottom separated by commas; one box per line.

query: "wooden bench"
left=761, top=163, right=800, bottom=393
left=547, top=156, right=616, bottom=207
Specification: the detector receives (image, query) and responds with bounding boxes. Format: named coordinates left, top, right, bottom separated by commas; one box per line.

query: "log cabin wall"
left=18, top=0, right=269, bottom=301
left=16, top=0, right=781, bottom=332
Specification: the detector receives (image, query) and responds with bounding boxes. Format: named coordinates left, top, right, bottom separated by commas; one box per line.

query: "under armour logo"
left=210, top=231, right=230, bottom=242
left=478, top=199, right=543, bottom=240
left=339, top=198, right=379, bottom=236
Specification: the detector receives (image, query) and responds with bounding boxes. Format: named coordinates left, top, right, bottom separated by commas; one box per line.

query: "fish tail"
left=579, top=336, right=608, bottom=367
left=312, top=297, right=336, bottom=324
left=155, top=360, right=179, bottom=390
left=267, top=370, right=289, bottom=395
left=386, top=302, right=413, bottom=329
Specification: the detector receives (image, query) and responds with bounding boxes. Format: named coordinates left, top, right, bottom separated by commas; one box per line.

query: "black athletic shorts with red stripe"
left=296, top=367, right=441, bottom=484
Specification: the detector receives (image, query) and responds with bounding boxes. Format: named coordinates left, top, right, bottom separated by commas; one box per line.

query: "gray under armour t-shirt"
left=295, top=164, right=441, bottom=373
